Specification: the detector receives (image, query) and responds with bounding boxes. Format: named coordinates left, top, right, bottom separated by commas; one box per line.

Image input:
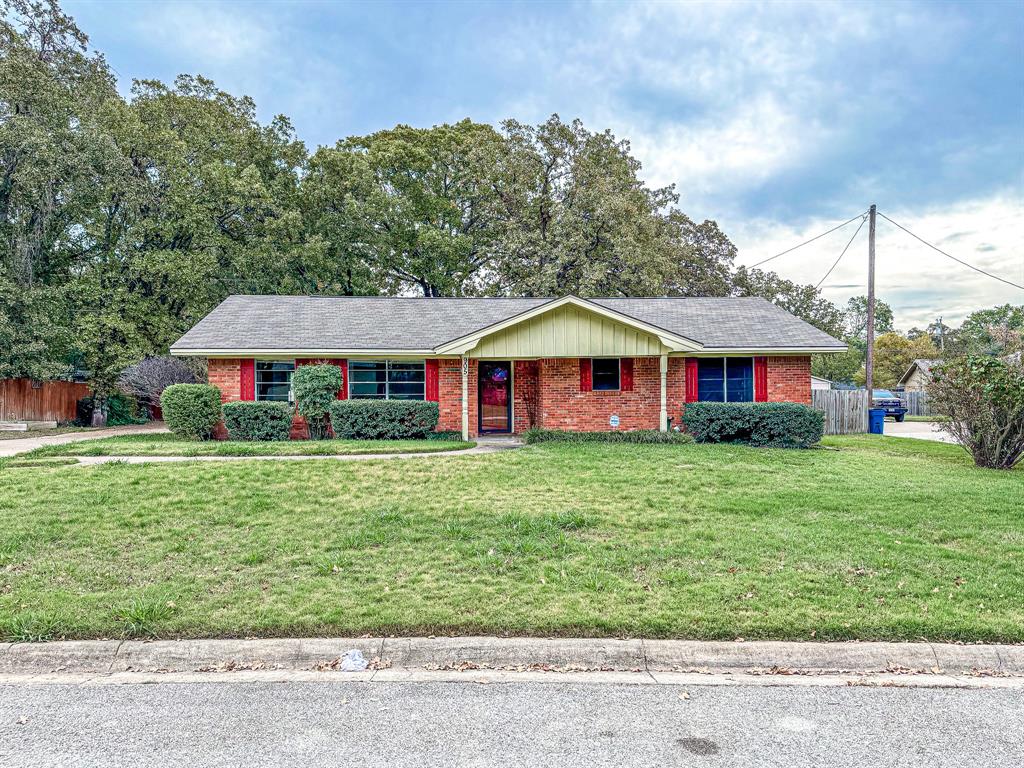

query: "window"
left=255, top=360, right=295, bottom=402
left=349, top=360, right=425, bottom=400
left=697, top=357, right=754, bottom=402
left=592, top=358, right=620, bottom=391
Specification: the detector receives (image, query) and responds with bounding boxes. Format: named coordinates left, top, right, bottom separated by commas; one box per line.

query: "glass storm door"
left=478, top=361, right=512, bottom=433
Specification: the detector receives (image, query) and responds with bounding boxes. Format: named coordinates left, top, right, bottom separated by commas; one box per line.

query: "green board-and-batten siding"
left=470, top=304, right=671, bottom=359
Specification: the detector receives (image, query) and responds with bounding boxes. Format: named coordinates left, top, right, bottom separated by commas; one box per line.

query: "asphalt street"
left=1, top=679, right=1020, bottom=767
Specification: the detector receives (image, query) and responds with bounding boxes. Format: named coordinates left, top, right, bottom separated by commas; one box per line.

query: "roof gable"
left=435, top=296, right=701, bottom=355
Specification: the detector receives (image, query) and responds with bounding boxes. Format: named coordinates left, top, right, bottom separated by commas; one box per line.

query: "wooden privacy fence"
left=898, top=390, right=931, bottom=416
left=812, top=389, right=868, bottom=435
left=0, top=379, right=90, bottom=423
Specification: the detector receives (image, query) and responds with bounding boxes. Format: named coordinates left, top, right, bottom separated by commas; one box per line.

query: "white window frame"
left=254, top=359, right=295, bottom=403
left=347, top=359, right=426, bottom=401
left=591, top=357, right=621, bottom=392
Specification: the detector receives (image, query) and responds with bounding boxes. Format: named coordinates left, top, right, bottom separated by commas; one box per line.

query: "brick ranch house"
left=170, top=295, right=846, bottom=440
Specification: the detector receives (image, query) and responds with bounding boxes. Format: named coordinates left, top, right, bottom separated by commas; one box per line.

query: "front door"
left=478, top=361, right=512, bottom=434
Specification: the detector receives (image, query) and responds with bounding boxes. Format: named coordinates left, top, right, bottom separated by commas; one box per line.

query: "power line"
left=878, top=211, right=1024, bottom=291
left=748, top=211, right=868, bottom=269
left=815, top=214, right=867, bottom=289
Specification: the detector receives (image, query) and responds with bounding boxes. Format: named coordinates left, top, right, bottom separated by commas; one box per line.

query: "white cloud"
left=730, top=193, right=1024, bottom=329
left=137, top=4, right=273, bottom=63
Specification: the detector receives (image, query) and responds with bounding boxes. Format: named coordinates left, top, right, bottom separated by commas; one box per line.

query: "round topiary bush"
left=160, top=383, right=223, bottom=441
left=293, top=364, right=343, bottom=440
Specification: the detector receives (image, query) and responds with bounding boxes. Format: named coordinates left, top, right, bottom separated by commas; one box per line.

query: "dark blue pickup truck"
left=873, top=390, right=908, bottom=422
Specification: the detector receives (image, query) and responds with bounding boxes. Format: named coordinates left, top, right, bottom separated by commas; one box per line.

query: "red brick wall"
left=437, top=358, right=478, bottom=435
left=767, top=356, right=812, bottom=404
left=513, top=361, right=541, bottom=433
left=533, top=357, right=685, bottom=432
left=208, top=358, right=242, bottom=402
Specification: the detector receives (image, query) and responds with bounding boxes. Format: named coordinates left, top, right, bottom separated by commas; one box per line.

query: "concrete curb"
left=1, top=637, right=1020, bottom=679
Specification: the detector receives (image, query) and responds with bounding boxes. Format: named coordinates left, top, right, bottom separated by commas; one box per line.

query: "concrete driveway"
left=884, top=419, right=956, bottom=443
left=0, top=423, right=167, bottom=458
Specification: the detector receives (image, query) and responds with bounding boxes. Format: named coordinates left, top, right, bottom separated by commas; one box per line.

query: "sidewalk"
left=885, top=420, right=955, bottom=443
left=0, top=423, right=167, bottom=458
left=1, top=636, right=1020, bottom=688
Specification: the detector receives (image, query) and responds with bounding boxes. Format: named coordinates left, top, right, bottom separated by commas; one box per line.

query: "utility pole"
left=866, top=204, right=876, bottom=398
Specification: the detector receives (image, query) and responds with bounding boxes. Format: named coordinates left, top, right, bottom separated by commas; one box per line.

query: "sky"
left=66, top=0, right=1023, bottom=329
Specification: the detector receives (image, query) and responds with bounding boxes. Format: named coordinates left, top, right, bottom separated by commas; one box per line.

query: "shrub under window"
left=683, top=402, right=823, bottom=448
left=160, top=384, right=223, bottom=441
left=222, top=401, right=293, bottom=441
left=329, top=400, right=439, bottom=439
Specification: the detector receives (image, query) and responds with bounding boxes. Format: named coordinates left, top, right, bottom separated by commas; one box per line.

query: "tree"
left=854, top=332, right=939, bottom=388
left=955, top=304, right=1024, bottom=356
left=928, top=356, right=1024, bottom=470
left=732, top=266, right=846, bottom=338
left=844, top=295, right=895, bottom=347
left=118, top=356, right=197, bottom=410
left=306, top=119, right=503, bottom=296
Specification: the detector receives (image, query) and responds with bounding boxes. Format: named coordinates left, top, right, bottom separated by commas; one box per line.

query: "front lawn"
left=0, top=436, right=1020, bottom=642
left=22, top=432, right=475, bottom=457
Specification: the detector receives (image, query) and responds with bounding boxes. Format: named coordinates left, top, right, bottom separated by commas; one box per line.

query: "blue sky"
left=68, top=0, right=1023, bottom=327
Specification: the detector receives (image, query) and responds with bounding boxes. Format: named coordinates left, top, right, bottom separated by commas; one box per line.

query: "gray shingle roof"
left=170, top=295, right=846, bottom=353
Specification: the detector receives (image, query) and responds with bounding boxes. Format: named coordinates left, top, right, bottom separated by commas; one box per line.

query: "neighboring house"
left=898, top=359, right=942, bottom=392
left=171, top=294, right=847, bottom=439
left=810, top=375, right=832, bottom=391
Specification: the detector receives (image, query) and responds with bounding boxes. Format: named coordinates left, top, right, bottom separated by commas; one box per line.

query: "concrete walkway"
left=884, top=420, right=955, bottom=443
left=1, top=636, right=1020, bottom=688
left=0, top=423, right=168, bottom=458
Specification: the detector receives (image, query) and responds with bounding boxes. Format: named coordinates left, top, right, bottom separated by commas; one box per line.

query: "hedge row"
left=160, top=384, right=444, bottom=441
left=329, top=400, right=439, bottom=440
left=222, top=401, right=292, bottom=441
left=682, top=402, right=823, bottom=448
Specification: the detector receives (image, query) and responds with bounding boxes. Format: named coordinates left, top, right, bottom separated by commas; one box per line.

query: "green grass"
left=0, top=436, right=1020, bottom=642
left=904, top=415, right=949, bottom=423
left=23, top=432, right=475, bottom=457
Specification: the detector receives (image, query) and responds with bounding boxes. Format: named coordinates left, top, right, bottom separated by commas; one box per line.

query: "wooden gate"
left=0, top=379, right=90, bottom=423
left=812, top=389, right=869, bottom=435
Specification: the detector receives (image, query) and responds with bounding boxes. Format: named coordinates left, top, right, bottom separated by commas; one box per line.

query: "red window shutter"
left=754, top=356, right=768, bottom=402
left=620, top=358, right=634, bottom=391
left=579, top=358, right=592, bottom=392
left=335, top=359, right=347, bottom=400
left=240, top=359, right=255, bottom=401
left=684, top=358, right=698, bottom=403
left=425, top=359, right=439, bottom=402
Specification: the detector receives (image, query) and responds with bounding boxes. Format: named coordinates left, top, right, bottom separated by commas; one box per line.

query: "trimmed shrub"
left=928, top=356, right=1023, bottom=469
left=329, top=400, right=439, bottom=439
left=682, top=402, right=823, bottom=448
left=523, top=429, right=693, bottom=445
left=293, top=364, right=343, bottom=440
left=160, top=384, right=223, bottom=441
left=222, top=401, right=293, bottom=442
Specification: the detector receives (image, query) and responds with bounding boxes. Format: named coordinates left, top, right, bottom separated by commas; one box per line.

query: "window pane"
left=350, top=382, right=387, bottom=398
left=350, top=368, right=387, bottom=383
left=389, top=382, right=425, bottom=397
left=697, top=358, right=725, bottom=402
left=592, top=358, right=620, bottom=391
left=256, top=383, right=291, bottom=401
left=255, top=360, right=294, bottom=402
left=388, top=368, right=425, bottom=383
left=726, top=358, right=754, bottom=402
